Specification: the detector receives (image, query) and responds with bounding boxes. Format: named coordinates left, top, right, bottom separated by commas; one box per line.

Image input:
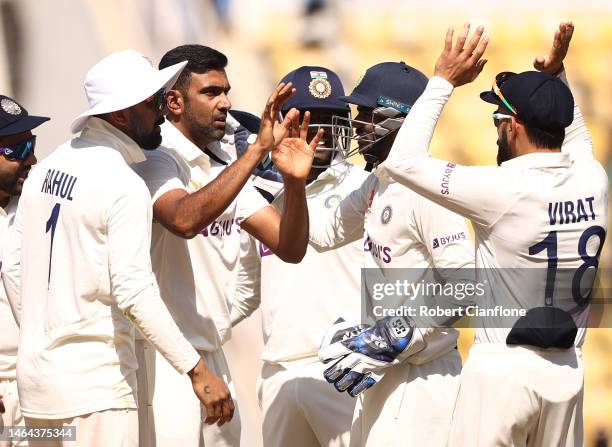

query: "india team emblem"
left=309, top=78, right=332, bottom=99
left=324, top=194, right=342, bottom=209
left=1, top=98, right=21, bottom=115
left=381, top=205, right=392, bottom=224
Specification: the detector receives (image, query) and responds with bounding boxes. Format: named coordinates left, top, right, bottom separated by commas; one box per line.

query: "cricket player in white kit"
left=231, top=66, right=368, bottom=447
left=1, top=50, right=232, bottom=446
left=132, top=45, right=319, bottom=446
left=0, top=95, right=47, bottom=447
left=379, top=23, right=607, bottom=446
left=309, top=62, right=475, bottom=446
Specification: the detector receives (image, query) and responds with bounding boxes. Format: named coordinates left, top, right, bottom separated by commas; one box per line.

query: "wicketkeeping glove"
left=318, top=316, right=426, bottom=397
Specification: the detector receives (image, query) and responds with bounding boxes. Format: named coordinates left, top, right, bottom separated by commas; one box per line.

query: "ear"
left=108, top=109, right=130, bottom=128
left=166, top=89, right=184, bottom=117
left=508, top=116, right=521, bottom=141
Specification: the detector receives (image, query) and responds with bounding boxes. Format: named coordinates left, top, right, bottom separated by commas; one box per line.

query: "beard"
left=0, top=169, right=25, bottom=197
left=129, top=115, right=164, bottom=150
left=184, top=105, right=225, bottom=144
left=496, top=130, right=512, bottom=166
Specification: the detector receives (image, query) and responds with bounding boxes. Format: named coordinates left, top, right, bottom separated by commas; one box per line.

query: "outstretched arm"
left=242, top=113, right=321, bottom=263
left=142, top=83, right=298, bottom=239
left=380, top=25, right=520, bottom=228
left=533, top=21, right=593, bottom=158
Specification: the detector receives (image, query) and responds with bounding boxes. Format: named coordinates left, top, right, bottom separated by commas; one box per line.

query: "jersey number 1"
left=529, top=225, right=606, bottom=307
left=45, top=203, right=61, bottom=284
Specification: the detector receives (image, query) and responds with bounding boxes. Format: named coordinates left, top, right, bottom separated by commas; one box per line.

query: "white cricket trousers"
left=0, top=379, right=26, bottom=447
left=23, top=409, right=137, bottom=447
left=350, top=349, right=462, bottom=447
left=448, top=343, right=584, bottom=447
left=258, top=361, right=355, bottom=447
left=136, top=340, right=240, bottom=447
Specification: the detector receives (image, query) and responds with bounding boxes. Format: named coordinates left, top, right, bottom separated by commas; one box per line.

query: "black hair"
left=524, top=125, right=565, bottom=150
left=159, top=44, right=228, bottom=93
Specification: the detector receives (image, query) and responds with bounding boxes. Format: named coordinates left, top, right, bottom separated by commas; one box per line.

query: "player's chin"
left=212, top=128, right=226, bottom=141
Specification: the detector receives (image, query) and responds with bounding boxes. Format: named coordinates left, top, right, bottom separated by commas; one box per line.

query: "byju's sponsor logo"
left=258, top=241, right=274, bottom=257
left=432, top=231, right=467, bottom=249
left=200, top=217, right=242, bottom=238
left=364, top=236, right=392, bottom=264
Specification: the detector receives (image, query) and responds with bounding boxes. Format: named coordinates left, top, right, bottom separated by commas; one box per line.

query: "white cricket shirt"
left=233, top=163, right=370, bottom=366
left=309, top=159, right=475, bottom=352
left=0, top=198, right=18, bottom=379
left=380, top=74, right=608, bottom=347
left=132, top=118, right=269, bottom=352
left=1, top=117, right=200, bottom=419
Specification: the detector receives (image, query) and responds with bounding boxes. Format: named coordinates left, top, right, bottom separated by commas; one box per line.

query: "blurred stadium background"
left=1, top=0, right=610, bottom=445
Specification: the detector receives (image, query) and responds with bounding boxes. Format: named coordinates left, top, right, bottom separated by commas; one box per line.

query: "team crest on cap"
left=309, top=78, right=332, bottom=99
left=324, top=194, right=342, bottom=209
left=381, top=205, right=392, bottom=224
left=1, top=98, right=21, bottom=115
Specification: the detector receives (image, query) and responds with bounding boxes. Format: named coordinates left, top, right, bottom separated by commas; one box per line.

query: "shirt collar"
left=501, top=151, right=571, bottom=170
left=161, top=121, right=236, bottom=171
left=161, top=121, right=206, bottom=163
left=79, top=117, right=146, bottom=164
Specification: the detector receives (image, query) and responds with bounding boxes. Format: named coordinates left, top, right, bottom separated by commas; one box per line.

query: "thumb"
left=533, top=56, right=546, bottom=70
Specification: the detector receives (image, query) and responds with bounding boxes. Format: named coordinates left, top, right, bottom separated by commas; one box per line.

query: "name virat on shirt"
left=41, top=169, right=78, bottom=201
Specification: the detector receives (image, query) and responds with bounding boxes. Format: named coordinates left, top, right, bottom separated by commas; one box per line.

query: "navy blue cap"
left=0, top=95, right=49, bottom=137
left=341, top=62, right=428, bottom=114
left=480, top=71, right=574, bottom=131
left=229, top=109, right=261, bottom=134
left=279, top=66, right=349, bottom=114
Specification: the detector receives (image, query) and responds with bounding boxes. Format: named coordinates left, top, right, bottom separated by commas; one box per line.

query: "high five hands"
left=434, top=23, right=489, bottom=87
left=533, top=21, right=574, bottom=75
left=273, top=110, right=322, bottom=182
left=253, top=81, right=319, bottom=182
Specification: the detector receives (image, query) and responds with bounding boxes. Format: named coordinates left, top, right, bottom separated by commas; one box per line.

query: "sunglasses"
left=492, top=112, right=513, bottom=127
left=493, top=71, right=518, bottom=115
left=0, top=136, right=36, bottom=161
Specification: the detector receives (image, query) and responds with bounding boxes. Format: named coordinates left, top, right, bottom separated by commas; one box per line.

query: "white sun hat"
left=70, top=49, right=187, bottom=133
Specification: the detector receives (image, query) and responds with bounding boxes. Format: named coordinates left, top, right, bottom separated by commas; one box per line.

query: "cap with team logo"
left=480, top=71, right=574, bottom=131
left=0, top=95, right=49, bottom=137
left=340, top=62, right=428, bottom=114
left=279, top=66, right=349, bottom=114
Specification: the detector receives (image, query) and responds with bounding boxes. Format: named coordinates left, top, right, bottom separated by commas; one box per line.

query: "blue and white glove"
left=318, top=316, right=426, bottom=397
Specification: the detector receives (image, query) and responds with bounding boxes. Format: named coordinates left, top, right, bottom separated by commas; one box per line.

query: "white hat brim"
left=70, top=60, right=188, bottom=133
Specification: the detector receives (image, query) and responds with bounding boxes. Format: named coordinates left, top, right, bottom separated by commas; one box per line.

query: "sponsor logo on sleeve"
left=440, top=162, right=456, bottom=195
left=432, top=231, right=467, bottom=249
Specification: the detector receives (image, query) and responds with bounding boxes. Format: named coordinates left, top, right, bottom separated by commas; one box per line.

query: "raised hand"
left=272, top=111, right=322, bottom=182
left=254, top=82, right=297, bottom=152
left=533, top=22, right=574, bottom=75
left=434, top=23, right=489, bottom=87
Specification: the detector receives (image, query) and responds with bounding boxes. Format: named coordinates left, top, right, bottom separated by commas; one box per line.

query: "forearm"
left=277, top=178, right=309, bottom=263
left=382, top=76, right=454, bottom=173
left=122, top=284, right=200, bottom=374
left=557, top=70, right=594, bottom=156
left=170, top=143, right=267, bottom=237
